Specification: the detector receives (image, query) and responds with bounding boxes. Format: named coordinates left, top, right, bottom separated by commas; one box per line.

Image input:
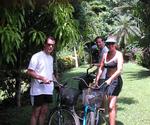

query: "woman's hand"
left=105, top=79, right=112, bottom=85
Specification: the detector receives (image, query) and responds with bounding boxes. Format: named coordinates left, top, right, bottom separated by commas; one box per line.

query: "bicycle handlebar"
left=72, top=77, right=107, bottom=90
left=40, top=80, right=65, bottom=87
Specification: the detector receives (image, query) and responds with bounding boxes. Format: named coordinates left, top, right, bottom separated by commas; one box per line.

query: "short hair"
left=94, top=36, right=104, bottom=42
left=44, top=36, right=55, bottom=44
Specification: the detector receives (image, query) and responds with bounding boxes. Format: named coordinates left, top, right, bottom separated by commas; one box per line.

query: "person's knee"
left=32, top=106, right=41, bottom=117
left=108, top=104, right=116, bottom=112
left=40, top=105, right=49, bottom=115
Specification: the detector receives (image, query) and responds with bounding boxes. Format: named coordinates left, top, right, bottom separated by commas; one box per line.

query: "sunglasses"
left=46, top=43, right=55, bottom=47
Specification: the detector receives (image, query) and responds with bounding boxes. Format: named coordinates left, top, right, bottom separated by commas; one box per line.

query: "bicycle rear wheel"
left=47, top=107, right=80, bottom=125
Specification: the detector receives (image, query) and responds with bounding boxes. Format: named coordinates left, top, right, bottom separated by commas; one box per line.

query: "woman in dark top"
left=94, top=36, right=123, bottom=125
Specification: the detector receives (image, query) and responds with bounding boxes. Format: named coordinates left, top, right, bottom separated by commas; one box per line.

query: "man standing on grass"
left=27, top=36, right=57, bottom=125
left=94, top=36, right=109, bottom=84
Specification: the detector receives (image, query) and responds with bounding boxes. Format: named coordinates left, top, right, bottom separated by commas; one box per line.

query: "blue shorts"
left=31, top=94, right=53, bottom=106
left=106, top=76, right=123, bottom=96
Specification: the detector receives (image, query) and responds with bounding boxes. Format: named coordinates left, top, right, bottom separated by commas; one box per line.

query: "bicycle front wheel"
left=48, top=108, right=80, bottom=125
left=85, top=111, right=95, bottom=125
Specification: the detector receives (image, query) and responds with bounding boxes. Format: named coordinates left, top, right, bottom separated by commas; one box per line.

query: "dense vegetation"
left=0, top=0, right=150, bottom=107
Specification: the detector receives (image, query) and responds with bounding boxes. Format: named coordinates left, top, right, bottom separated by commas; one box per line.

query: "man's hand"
left=40, top=77, right=52, bottom=84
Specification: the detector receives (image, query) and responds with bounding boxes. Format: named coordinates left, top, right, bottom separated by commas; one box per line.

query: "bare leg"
left=108, top=96, right=117, bottom=125
left=30, top=106, right=41, bottom=125
left=39, top=104, right=49, bottom=125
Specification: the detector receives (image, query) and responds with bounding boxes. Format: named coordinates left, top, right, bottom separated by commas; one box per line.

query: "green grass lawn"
left=117, top=62, right=150, bottom=125
left=1, top=62, right=150, bottom=125
left=61, top=62, right=150, bottom=125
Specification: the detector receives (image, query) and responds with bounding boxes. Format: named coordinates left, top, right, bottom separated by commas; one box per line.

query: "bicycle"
left=46, top=65, right=108, bottom=125
left=74, top=73, right=109, bottom=125
left=46, top=80, right=81, bottom=125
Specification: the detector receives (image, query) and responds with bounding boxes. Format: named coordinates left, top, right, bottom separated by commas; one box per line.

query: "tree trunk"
left=15, top=74, right=21, bottom=107
left=74, top=47, right=79, bottom=68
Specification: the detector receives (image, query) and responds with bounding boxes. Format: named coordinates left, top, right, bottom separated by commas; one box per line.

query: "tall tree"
left=112, top=14, right=141, bottom=50
left=0, top=0, right=80, bottom=106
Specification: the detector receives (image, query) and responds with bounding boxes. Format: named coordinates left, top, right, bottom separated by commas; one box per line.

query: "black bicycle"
left=47, top=80, right=81, bottom=125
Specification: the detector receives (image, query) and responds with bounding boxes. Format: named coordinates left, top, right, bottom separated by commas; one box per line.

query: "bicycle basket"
left=84, top=89, right=104, bottom=108
left=60, top=87, right=80, bottom=106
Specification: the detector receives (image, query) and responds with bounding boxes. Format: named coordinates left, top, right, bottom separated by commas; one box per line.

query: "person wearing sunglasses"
left=94, top=36, right=123, bottom=125
left=27, top=36, right=57, bottom=125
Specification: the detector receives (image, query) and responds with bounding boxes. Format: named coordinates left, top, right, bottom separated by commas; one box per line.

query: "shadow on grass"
left=105, top=116, right=124, bottom=125
left=116, top=120, right=124, bottom=125
left=118, top=97, right=138, bottom=105
left=117, top=107, right=125, bottom=111
left=124, top=70, right=150, bottom=81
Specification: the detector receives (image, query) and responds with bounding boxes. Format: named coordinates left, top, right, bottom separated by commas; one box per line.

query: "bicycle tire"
left=47, top=107, right=80, bottom=125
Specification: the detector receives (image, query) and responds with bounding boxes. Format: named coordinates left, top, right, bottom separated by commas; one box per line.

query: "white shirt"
left=28, top=51, right=54, bottom=95
left=99, top=46, right=109, bottom=79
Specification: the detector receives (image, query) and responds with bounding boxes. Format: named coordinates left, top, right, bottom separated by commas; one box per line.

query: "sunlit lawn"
left=117, top=62, right=150, bottom=125
left=61, top=62, right=150, bottom=125
left=1, top=62, right=150, bottom=125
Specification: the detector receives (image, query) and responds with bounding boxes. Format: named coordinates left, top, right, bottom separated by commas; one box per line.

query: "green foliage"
left=0, top=25, right=23, bottom=65
left=28, top=29, right=46, bottom=45
left=0, top=70, right=29, bottom=102
left=141, top=47, right=150, bottom=69
left=47, top=1, right=80, bottom=50
left=0, top=8, right=26, bottom=66
left=136, top=1, right=150, bottom=47
left=78, top=1, right=112, bottom=42
left=135, top=50, right=143, bottom=65
left=57, top=49, right=75, bottom=72
left=112, top=14, right=141, bottom=49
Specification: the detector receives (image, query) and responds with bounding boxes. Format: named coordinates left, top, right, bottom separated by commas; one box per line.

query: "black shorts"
left=31, top=94, right=53, bottom=107
left=106, top=76, right=123, bottom=96
left=98, top=79, right=105, bottom=85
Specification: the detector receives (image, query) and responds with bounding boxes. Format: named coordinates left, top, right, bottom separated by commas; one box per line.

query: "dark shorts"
left=106, top=76, right=123, bottom=96
left=31, top=94, right=53, bottom=107
left=98, top=79, right=105, bottom=85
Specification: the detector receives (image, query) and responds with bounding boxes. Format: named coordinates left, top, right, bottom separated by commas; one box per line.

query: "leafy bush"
left=141, top=47, right=150, bottom=69
left=56, top=49, right=76, bottom=73
left=135, top=50, right=143, bottom=65
left=0, top=70, right=29, bottom=106
left=57, top=56, right=75, bottom=73
left=124, top=44, right=144, bottom=63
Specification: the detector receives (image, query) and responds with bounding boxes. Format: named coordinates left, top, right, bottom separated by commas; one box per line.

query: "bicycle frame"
left=73, top=76, right=107, bottom=125
left=47, top=80, right=81, bottom=125
left=83, top=104, right=95, bottom=125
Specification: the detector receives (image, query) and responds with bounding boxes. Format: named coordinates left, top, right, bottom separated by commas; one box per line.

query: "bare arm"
left=27, top=69, right=49, bottom=83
